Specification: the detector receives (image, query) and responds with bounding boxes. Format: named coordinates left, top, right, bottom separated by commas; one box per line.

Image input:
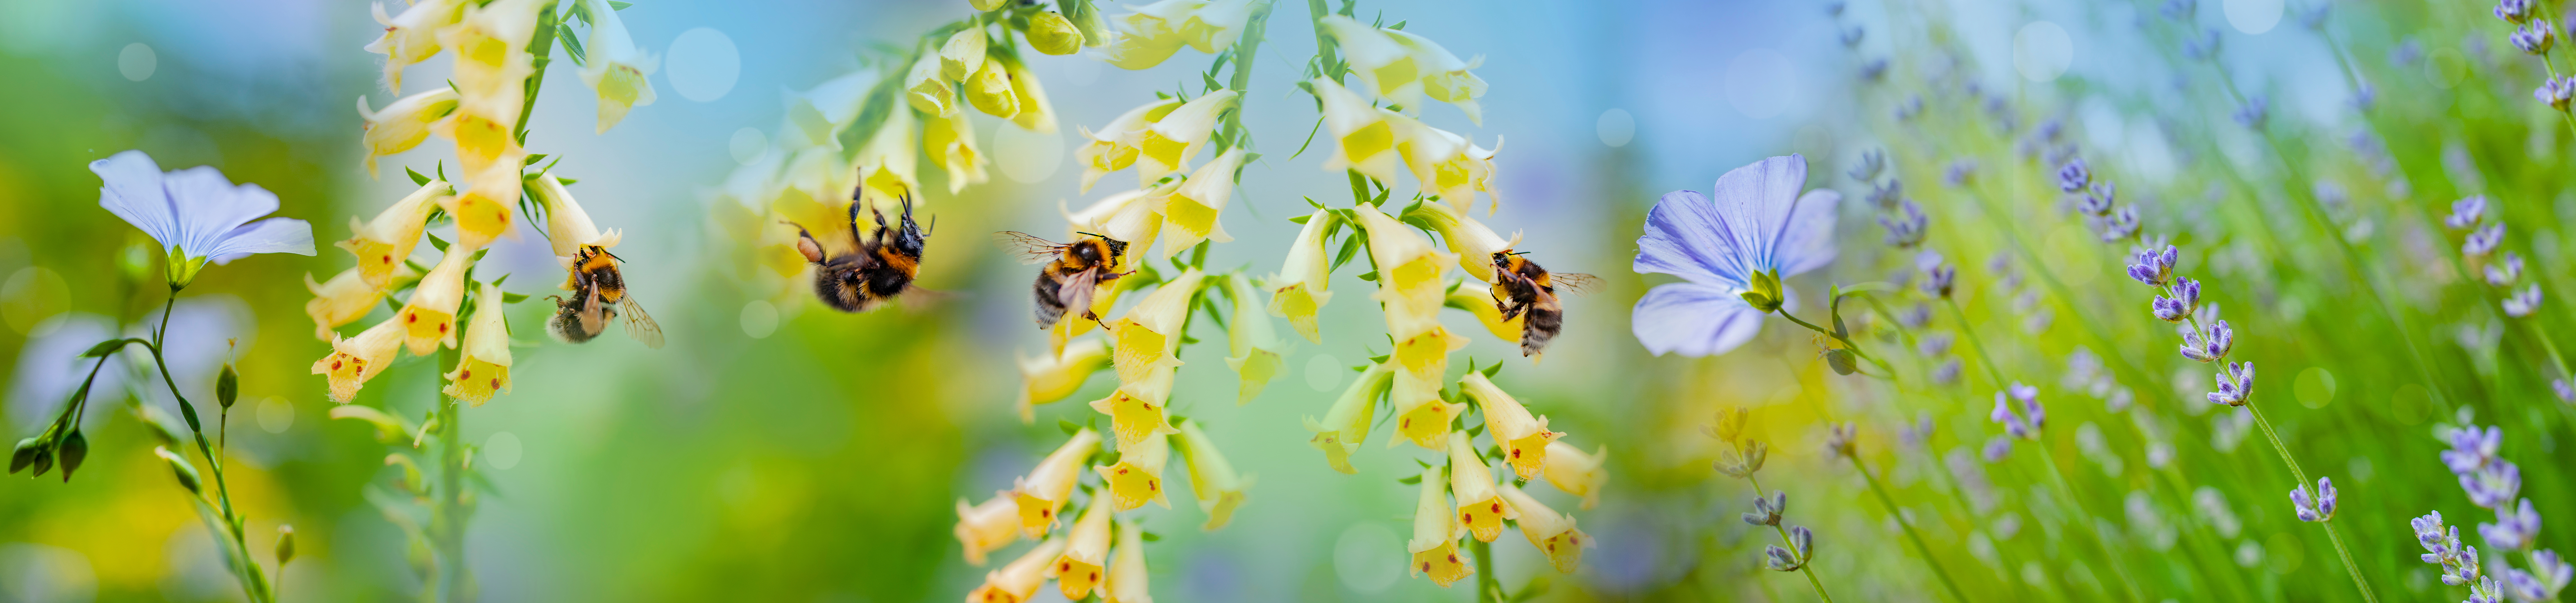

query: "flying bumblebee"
left=546, top=244, right=665, bottom=348
left=996, top=231, right=1133, bottom=329
left=792, top=193, right=933, bottom=313
left=1490, top=250, right=1596, bottom=357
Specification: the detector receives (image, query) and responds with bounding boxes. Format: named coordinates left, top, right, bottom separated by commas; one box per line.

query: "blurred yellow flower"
left=440, top=169, right=519, bottom=253
left=1499, top=484, right=1589, bottom=574
left=1461, top=371, right=1562, bottom=481
left=998, top=54, right=1058, bottom=133
left=357, top=88, right=459, bottom=178
left=1403, top=200, right=1516, bottom=283
left=1027, top=11, right=1086, bottom=56
left=1265, top=209, right=1336, bottom=343
left=1219, top=275, right=1283, bottom=404
left=1304, top=360, right=1391, bottom=474
left=1317, top=15, right=1489, bottom=124
left=395, top=245, right=471, bottom=356
left=312, top=318, right=404, bottom=403
left=1158, top=148, right=1243, bottom=256
left=364, top=0, right=464, bottom=93
left=1312, top=76, right=1406, bottom=185
left=1541, top=440, right=1608, bottom=510
left=965, top=55, right=1021, bottom=119
left=1174, top=420, right=1251, bottom=530
left=305, top=265, right=411, bottom=341
left=1447, top=431, right=1515, bottom=543
left=1414, top=131, right=1501, bottom=214
left=336, top=180, right=446, bottom=290
left=441, top=281, right=512, bottom=406
left=1103, top=519, right=1152, bottom=603
left=1355, top=203, right=1465, bottom=449
left=1017, top=338, right=1110, bottom=421
left=851, top=105, right=920, bottom=209
left=574, top=0, right=658, bottom=134
left=1102, top=0, right=1257, bottom=69
left=1092, top=431, right=1171, bottom=511
left=904, top=52, right=958, bottom=117
left=1092, top=270, right=1202, bottom=450
left=1407, top=466, right=1473, bottom=588
left=1051, top=498, right=1115, bottom=600
left=966, top=537, right=1065, bottom=603
left=783, top=70, right=878, bottom=150
left=939, top=28, right=989, bottom=82
left=1445, top=281, right=1523, bottom=343
left=1013, top=428, right=1101, bottom=537
left=923, top=110, right=989, bottom=194
left=1075, top=98, right=1178, bottom=192
left=954, top=493, right=1021, bottom=566
left=1134, top=90, right=1235, bottom=186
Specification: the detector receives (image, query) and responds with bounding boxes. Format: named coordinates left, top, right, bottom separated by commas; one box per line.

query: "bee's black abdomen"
left=814, top=267, right=866, bottom=312
left=1033, top=272, right=1067, bottom=329
left=1520, top=307, right=1563, bottom=356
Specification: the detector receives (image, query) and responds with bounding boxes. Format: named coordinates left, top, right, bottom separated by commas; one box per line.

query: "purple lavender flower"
left=1944, top=159, right=1977, bottom=187
left=2464, top=462, right=2523, bottom=509
left=2541, top=76, right=2576, bottom=111
left=2514, top=20, right=2558, bottom=53
left=2510, top=550, right=2574, bottom=600
left=2479, top=497, right=2542, bottom=550
left=1917, top=332, right=1954, bottom=357
left=1880, top=200, right=1929, bottom=248
left=1848, top=149, right=1886, bottom=183
left=2154, top=277, right=2201, bottom=322
left=1991, top=392, right=2029, bottom=437
left=2078, top=182, right=2117, bottom=216
left=2291, top=476, right=2337, bottom=522
left=1840, top=26, right=1865, bottom=48
left=1743, top=491, right=1785, bottom=526
left=2470, top=574, right=2504, bottom=603
left=2096, top=205, right=2142, bottom=242
left=2208, top=361, right=2254, bottom=406
left=1992, top=385, right=2043, bottom=438
left=2181, top=319, right=2235, bottom=362
left=2454, top=544, right=2488, bottom=585
left=1865, top=179, right=1904, bottom=209
left=2500, top=0, right=2536, bottom=24
left=2128, top=245, right=2178, bottom=286
left=1896, top=94, right=1925, bottom=121
left=1825, top=422, right=1857, bottom=459
left=1921, top=261, right=1956, bottom=298
left=2448, top=195, right=2490, bottom=229
left=2554, top=379, right=2573, bottom=403
left=2443, top=425, right=2503, bottom=474
left=2162, top=0, right=2196, bottom=20
left=1932, top=358, right=1963, bottom=385
left=2416, top=511, right=2456, bottom=559
left=2466, top=224, right=2507, bottom=258
left=1898, top=302, right=1932, bottom=329
left=2486, top=251, right=2524, bottom=286
left=2184, top=28, right=2222, bottom=60
left=1632, top=155, right=1842, bottom=357
left=2503, top=284, right=2543, bottom=318
left=2057, top=158, right=2091, bottom=193
left=1898, top=415, right=1934, bottom=449
left=1859, top=58, right=1889, bottom=82
left=1981, top=435, right=2013, bottom=462
left=1764, top=544, right=1801, bottom=571
left=2233, top=95, right=2269, bottom=129
left=2353, top=82, right=2379, bottom=111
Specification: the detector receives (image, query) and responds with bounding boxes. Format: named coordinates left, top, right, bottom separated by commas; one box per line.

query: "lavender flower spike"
left=2456, top=544, right=2487, bottom=586
left=1991, top=392, right=2031, bottom=438
left=2181, top=319, right=2236, bottom=362
left=2208, top=361, right=2254, bottom=406
left=2509, top=550, right=2574, bottom=601
left=2096, top=205, right=2143, bottom=242
left=2416, top=511, right=2455, bottom=560
left=2463, top=462, right=2523, bottom=509
left=2486, top=251, right=2525, bottom=286
left=2500, top=0, right=2536, bottom=24
left=2057, top=157, right=2091, bottom=193
left=1880, top=200, right=1929, bottom=248
left=1922, top=261, right=1956, bottom=298
left=1865, top=179, right=1904, bottom=209
left=2127, top=245, right=2178, bottom=286
left=1824, top=423, right=1857, bottom=459
left=1981, top=435, right=2013, bottom=462
left=2464, top=223, right=2506, bottom=258
left=1632, top=155, right=1842, bottom=357
left=1743, top=491, right=1785, bottom=526
left=2539, top=76, right=2576, bottom=111
left=2503, top=284, right=2543, bottom=318
left=2478, top=497, right=2541, bottom=551
left=2077, top=182, right=2117, bottom=216
left=1848, top=149, right=1886, bottom=182
left=2554, top=379, right=2574, bottom=404
left=2470, top=574, right=2504, bottom=603
left=2448, top=195, right=2489, bottom=230
left=2291, top=477, right=2336, bottom=522
left=2443, top=425, right=2503, bottom=474
left=2233, top=95, right=2269, bottom=129
left=2514, top=20, right=2557, bottom=54
left=2153, top=277, right=2201, bottom=322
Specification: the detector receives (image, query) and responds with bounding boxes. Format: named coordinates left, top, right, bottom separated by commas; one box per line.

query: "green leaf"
left=1140, top=530, right=1162, bottom=542
left=1367, top=353, right=1389, bottom=364
left=79, top=339, right=133, bottom=358
left=1388, top=20, right=1406, bottom=30
left=406, top=167, right=432, bottom=186
left=1060, top=419, right=1083, bottom=437
left=524, top=154, right=549, bottom=166
left=1466, top=423, right=1484, bottom=438
left=426, top=233, right=450, bottom=253
left=436, top=161, right=448, bottom=182
left=608, top=0, right=632, bottom=9
left=1396, top=474, right=1422, bottom=485
left=1481, top=361, right=1502, bottom=379
left=1329, top=234, right=1362, bottom=270
left=557, top=24, right=588, bottom=66
left=1289, top=214, right=1311, bottom=224
left=556, top=177, right=579, bottom=185
left=1354, top=270, right=1377, bottom=282
left=502, top=292, right=531, bottom=304
left=383, top=297, right=405, bottom=315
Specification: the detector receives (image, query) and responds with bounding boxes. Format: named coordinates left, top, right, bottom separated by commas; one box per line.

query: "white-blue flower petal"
left=1631, top=282, right=1766, bottom=357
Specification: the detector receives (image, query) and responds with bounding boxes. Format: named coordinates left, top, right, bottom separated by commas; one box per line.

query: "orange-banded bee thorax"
left=1000, top=231, right=1133, bottom=329
left=796, top=194, right=933, bottom=313
left=573, top=245, right=628, bottom=302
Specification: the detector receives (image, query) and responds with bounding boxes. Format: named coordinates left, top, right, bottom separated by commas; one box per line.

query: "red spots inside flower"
left=1421, top=562, right=1432, bottom=572
left=1088, top=571, right=1098, bottom=581
left=332, top=360, right=344, bottom=370
left=1463, top=512, right=1474, bottom=522
left=1117, top=468, right=1129, bottom=475
left=461, top=370, right=471, bottom=380
left=1489, top=502, right=1501, bottom=513
left=488, top=378, right=499, bottom=389
left=439, top=322, right=449, bottom=333
left=1511, top=449, right=1522, bottom=458
left=406, top=312, right=418, bottom=323
left=1447, top=554, right=1459, bottom=563
left=1060, top=562, right=1071, bottom=572
left=1402, top=418, right=1412, bottom=427
left=494, top=210, right=505, bottom=222
left=1040, top=509, right=1052, bottom=518
left=1147, top=479, right=1158, bottom=491
left=380, top=254, right=393, bottom=264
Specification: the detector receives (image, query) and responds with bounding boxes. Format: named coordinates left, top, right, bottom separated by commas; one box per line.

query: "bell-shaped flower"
left=902, top=52, right=956, bottom=117
left=1448, top=431, right=1518, bottom=543
left=1407, top=466, right=1474, bottom=588
left=358, top=88, right=460, bottom=178
left=575, top=0, right=657, bottom=134
left=1409, top=129, right=1501, bottom=214
left=529, top=172, right=621, bottom=263
left=1499, top=484, right=1591, bottom=574
left=1305, top=360, right=1391, bottom=474
left=1017, top=338, right=1111, bottom=421
left=1313, top=77, right=1409, bottom=185
left=1091, top=270, right=1204, bottom=450
left=1403, top=200, right=1517, bottom=283
left=1317, top=15, right=1489, bottom=124
left=1461, top=371, right=1563, bottom=481
left=1012, top=428, right=1102, bottom=537
left=364, top=0, right=465, bottom=93
left=1065, top=188, right=1166, bottom=261
left=1266, top=209, right=1338, bottom=342
left=1134, top=90, right=1235, bottom=186
left=966, top=537, right=1066, bottom=603
left=999, top=53, right=1058, bottom=133
left=439, top=168, right=520, bottom=253
left=1101, top=0, right=1257, bottom=69
left=1174, top=419, right=1252, bottom=530
left=954, top=493, right=1021, bottom=566
left=337, top=181, right=447, bottom=289
left=396, top=246, right=473, bottom=355
left=965, top=55, right=1021, bottom=119
left=1051, top=497, right=1116, bottom=600
left=92, top=151, right=317, bottom=289
left=851, top=105, right=921, bottom=208
left=438, top=0, right=542, bottom=116
left=1219, top=275, right=1284, bottom=404
left=1092, top=432, right=1172, bottom=511
left=311, top=318, right=405, bottom=403
left=1076, top=98, right=1179, bottom=193
left=1631, top=154, right=1841, bottom=356
left=440, top=281, right=513, bottom=406
left=1158, top=148, right=1244, bottom=256
left=305, top=265, right=415, bottom=341
left=1103, top=519, right=1152, bottom=603
left=1446, top=281, right=1524, bottom=343
left=1356, top=203, right=1467, bottom=449
left=1541, top=440, right=1608, bottom=510
left=939, top=27, right=989, bottom=82
left=1027, top=10, right=1088, bottom=56
left=923, top=110, right=989, bottom=193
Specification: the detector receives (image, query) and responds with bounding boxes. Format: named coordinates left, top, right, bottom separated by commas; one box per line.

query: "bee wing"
left=578, top=288, right=609, bottom=335
left=993, top=231, right=1067, bottom=264
left=1549, top=273, right=1602, bottom=296
left=619, top=298, right=665, bottom=349
left=1056, top=268, right=1101, bottom=315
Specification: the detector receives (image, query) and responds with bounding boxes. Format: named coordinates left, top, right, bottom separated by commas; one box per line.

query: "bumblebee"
left=792, top=194, right=933, bottom=313
left=1490, top=251, right=1596, bottom=357
left=546, top=244, right=665, bottom=348
left=996, top=231, right=1133, bottom=329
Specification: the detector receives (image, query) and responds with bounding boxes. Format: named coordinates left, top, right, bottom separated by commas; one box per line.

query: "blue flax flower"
left=92, top=151, right=315, bottom=289
left=1631, top=155, right=1841, bottom=356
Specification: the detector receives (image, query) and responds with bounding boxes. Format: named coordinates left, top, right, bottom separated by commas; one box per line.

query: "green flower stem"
left=435, top=346, right=469, bottom=603
left=1847, top=452, right=1968, bottom=603
left=1942, top=295, right=2140, bottom=601
left=1216, top=0, right=1273, bottom=154
left=1775, top=307, right=1881, bottom=366
left=1744, top=475, right=1833, bottom=603
left=1940, top=299, right=2009, bottom=392
left=513, top=1, right=564, bottom=141
left=1469, top=536, right=1501, bottom=603
left=146, top=294, right=270, bottom=602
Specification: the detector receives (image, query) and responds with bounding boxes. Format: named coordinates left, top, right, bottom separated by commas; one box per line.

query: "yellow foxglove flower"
left=1103, top=519, right=1152, bottom=603
left=966, top=537, right=1065, bottom=603
left=1461, top=371, right=1562, bottom=481
left=364, top=0, right=464, bottom=93
left=1174, top=419, right=1251, bottom=530
left=530, top=171, right=622, bottom=261
left=1092, top=432, right=1171, bottom=511
left=1447, top=431, right=1517, bottom=543
left=1017, top=338, right=1110, bottom=421
left=575, top=0, right=659, bottom=134
left=1051, top=498, right=1115, bottom=600
left=396, top=245, right=472, bottom=355
left=784, top=69, right=880, bottom=149
left=358, top=88, right=460, bottom=178
left=1091, top=270, right=1202, bottom=450
left=997, top=54, right=1057, bottom=134
left=1157, top=147, right=1242, bottom=256
left=1498, top=484, right=1590, bottom=574
left=1013, top=428, right=1101, bottom=537
left=441, top=281, right=512, bottom=406
left=1134, top=90, right=1235, bottom=187
left=775, top=147, right=861, bottom=231
left=851, top=105, right=921, bottom=209
left=1355, top=203, right=1466, bottom=449
left=1103, top=0, right=1256, bottom=69
left=1303, top=360, right=1391, bottom=474
left=923, top=110, right=990, bottom=194
left=1027, top=11, right=1086, bottom=56
left=1353, top=203, right=1451, bottom=320
left=1311, top=77, right=1409, bottom=185
left=965, top=55, right=1021, bottom=119
left=1265, top=209, right=1336, bottom=343
left=954, top=493, right=1021, bottom=566
left=1423, top=134, right=1502, bottom=215
left=440, top=168, right=520, bottom=252
left=436, top=104, right=523, bottom=186
left=440, top=0, right=542, bottom=107
left=1402, top=200, right=1517, bottom=283
left=311, top=318, right=404, bottom=403
left=1075, top=98, right=1179, bottom=193
left=1446, top=281, right=1523, bottom=343
left=1219, top=275, right=1283, bottom=404
left=1317, top=15, right=1489, bottom=125
left=1064, top=189, right=1166, bottom=261
left=1540, top=440, right=1608, bottom=510
left=305, top=265, right=415, bottom=341
left=336, top=181, right=446, bottom=290
left=939, top=28, right=989, bottom=82
left=1406, top=466, right=1473, bottom=588
left=903, top=52, right=957, bottom=117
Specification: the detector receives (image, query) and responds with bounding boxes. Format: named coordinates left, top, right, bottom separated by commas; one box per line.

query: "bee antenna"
left=602, top=250, right=625, bottom=262
left=1074, top=231, right=1106, bottom=239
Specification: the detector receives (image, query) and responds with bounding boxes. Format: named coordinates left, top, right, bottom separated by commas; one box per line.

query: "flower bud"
left=1028, top=11, right=1085, bottom=55
left=276, top=525, right=298, bottom=567
left=939, top=28, right=988, bottom=82
left=55, top=430, right=87, bottom=482
left=971, top=0, right=1007, bottom=11
left=1741, top=269, right=1785, bottom=314
left=965, top=55, right=1021, bottom=119
left=10, top=438, right=36, bottom=474
left=902, top=52, right=955, bottom=117
left=156, top=446, right=202, bottom=494
left=217, top=364, right=240, bottom=409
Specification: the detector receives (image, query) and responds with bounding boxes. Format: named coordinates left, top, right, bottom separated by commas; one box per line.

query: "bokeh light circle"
left=2014, top=21, right=2073, bottom=82
left=666, top=28, right=740, bottom=102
